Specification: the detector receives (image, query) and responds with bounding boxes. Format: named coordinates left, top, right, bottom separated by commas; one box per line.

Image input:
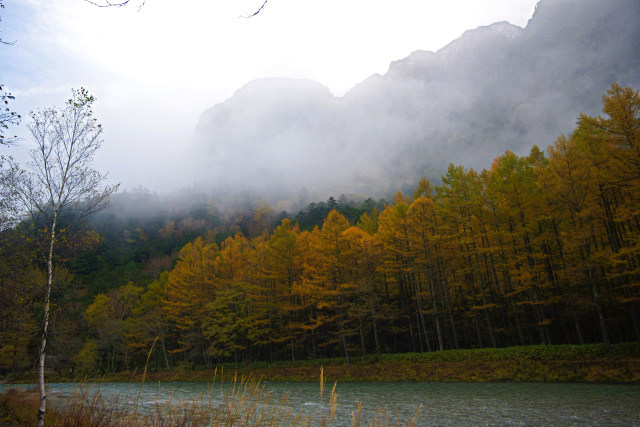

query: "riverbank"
left=4, top=343, right=640, bottom=384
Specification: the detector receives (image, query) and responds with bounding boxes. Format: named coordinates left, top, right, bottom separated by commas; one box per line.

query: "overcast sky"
left=1, top=0, right=539, bottom=191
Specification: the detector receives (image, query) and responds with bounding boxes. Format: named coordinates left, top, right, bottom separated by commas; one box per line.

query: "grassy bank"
left=4, top=343, right=640, bottom=384
left=178, top=342, right=640, bottom=383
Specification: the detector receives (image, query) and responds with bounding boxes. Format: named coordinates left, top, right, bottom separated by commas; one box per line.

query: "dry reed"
left=1, top=342, right=422, bottom=426
left=1, top=374, right=422, bottom=427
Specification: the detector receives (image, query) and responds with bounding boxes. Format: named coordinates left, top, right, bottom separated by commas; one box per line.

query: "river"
left=2, top=380, right=639, bottom=425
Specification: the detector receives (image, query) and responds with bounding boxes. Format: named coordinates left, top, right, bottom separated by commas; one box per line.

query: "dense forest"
left=1, top=83, right=639, bottom=375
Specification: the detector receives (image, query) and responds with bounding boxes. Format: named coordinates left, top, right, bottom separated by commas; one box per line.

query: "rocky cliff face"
left=187, top=0, right=640, bottom=200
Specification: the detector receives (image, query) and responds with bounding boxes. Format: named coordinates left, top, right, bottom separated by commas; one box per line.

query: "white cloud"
left=1, top=0, right=539, bottom=191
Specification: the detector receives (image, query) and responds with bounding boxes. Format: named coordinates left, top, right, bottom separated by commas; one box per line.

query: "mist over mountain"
left=184, top=0, right=640, bottom=203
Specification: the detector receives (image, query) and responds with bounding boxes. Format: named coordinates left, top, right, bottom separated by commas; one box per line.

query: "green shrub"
left=73, top=339, right=101, bottom=376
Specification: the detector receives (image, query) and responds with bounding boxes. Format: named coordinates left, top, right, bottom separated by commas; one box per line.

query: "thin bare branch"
left=241, top=0, right=269, bottom=18
left=83, top=0, right=129, bottom=7
left=83, top=0, right=147, bottom=11
left=84, top=0, right=268, bottom=16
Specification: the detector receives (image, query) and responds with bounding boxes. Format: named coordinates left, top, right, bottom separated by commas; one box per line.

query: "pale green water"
left=3, top=381, right=639, bottom=426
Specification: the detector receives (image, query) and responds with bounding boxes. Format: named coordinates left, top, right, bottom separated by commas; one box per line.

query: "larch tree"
left=11, top=88, right=117, bottom=426
left=538, top=134, right=592, bottom=345
left=378, top=192, right=429, bottom=352
left=83, top=284, right=143, bottom=373
left=129, top=272, right=172, bottom=370
left=313, top=210, right=354, bottom=361
left=407, top=196, right=445, bottom=351
left=163, top=237, right=217, bottom=365
left=263, top=219, right=302, bottom=362
left=570, top=83, right=640, bottom=345
left=485, top=149, right=550, bottom=345
left=295, top=227, right=329, bottom=360
left=245, top=233, right=278, bottom=360
left=205, top=233, right=253, bottom=366
left=342, top=225, right=384, bottom=358
left=437, top=165, right=497, bottom=348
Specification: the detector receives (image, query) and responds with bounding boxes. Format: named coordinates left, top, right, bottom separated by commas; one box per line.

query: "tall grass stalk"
left=351, top=400, right=362, bottom=427
left=320, top=366, right=325, bottom=401
left=329, top=380, right=339, bottom=425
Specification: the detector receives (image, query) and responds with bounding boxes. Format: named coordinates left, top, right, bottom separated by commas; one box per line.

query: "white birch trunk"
left=38, top=217, right=56, bottom=427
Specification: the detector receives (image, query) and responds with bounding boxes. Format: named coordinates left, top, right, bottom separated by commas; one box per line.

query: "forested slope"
left=2, top=84, right=635, bottom=375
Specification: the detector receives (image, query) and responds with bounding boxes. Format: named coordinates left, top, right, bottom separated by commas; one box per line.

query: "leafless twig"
left=241, top=0, right=269, bottom=18
left=83, top=0, right=147, bottom=11
left=84, top=0, right=269, bottom=16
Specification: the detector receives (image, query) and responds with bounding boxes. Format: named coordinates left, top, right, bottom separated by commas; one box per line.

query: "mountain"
left=185, top=0, right=640, bottom=202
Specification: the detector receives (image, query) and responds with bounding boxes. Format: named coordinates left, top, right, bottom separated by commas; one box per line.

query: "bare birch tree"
left=0, top=83, right=22, bottom=230
left=13, top=88, right=118, bottom=426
